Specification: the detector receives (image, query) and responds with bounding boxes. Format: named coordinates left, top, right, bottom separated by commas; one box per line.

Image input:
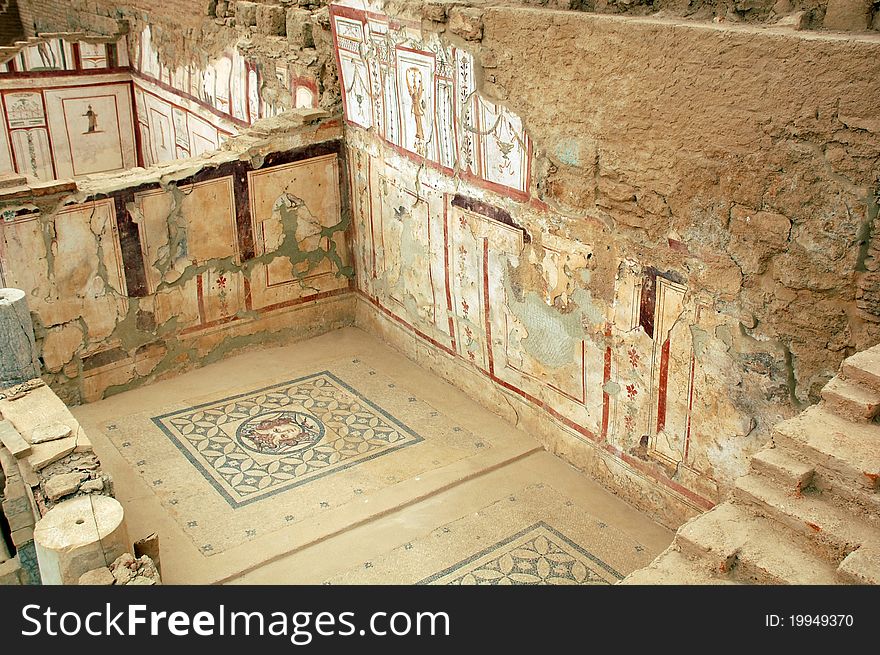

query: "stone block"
left=0, top=420, right=30, bottom=458
left=776, top=10, right=808, bottom=29
left=31, top=422, right=72, bottom=444
left=448, top=8, right=483, bottom=41
left=838, top=546, right=880, bottom=584
left=78, top=566, right=115, bottom=585
left=256, top=4, right=286, bottom=36
left=18, top=459, right=38, bottom=487
left=0, top=446, right=20, bottom=481
left=43, top=472, right=86, bottom=502
left=0, top=384, right=78, bottom=445
left=79, top=478, right=104, bottom=493
left=286, top=8, right=314, bottom=48
left=27, top=437, right=76, bottom=471
left=823, top=0, right=871, bottom=30
left=235, top=1, right=258, bottom=26
left=11, top=525, right=34, bottom=547
left=2, top=494, right=34, bottom=532
left=74, top=431, right=92, bottom=453
left=0, top=558, right=23, bottom=585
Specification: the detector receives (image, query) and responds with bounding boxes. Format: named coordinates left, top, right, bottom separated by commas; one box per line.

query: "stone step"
left=808, top=471, right=880, bottom=530
left=619, top=546, right=739, bottom=585
left=0, top=420, right=30, bottom=458
left=749, top=446, right=814, bottom=493
left=840, top=347, right=880, bottom=394
left=675, top=502, right=838, bottom=585
left=837, top=545, right=880, bottom=584
left=820, top=376, right=880, bottom=422
left=733, top=473, right=880, bottom=563
left=772, top=406, right=880, bottom=492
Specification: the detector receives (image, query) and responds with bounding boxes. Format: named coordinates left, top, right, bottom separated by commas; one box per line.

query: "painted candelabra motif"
left=405, top=67, right=427, bottom=155
left=330, top=3, right=531, bottom=198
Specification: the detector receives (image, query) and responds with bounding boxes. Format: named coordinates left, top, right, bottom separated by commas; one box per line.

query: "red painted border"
left=358, top=287, right=715, bottom=511
left=59, top=92, right=128, bottom=177
left=656, top=337, right=671, bottom=433
left=329, top=4, right=531, bottom=203
left=601, top=323, right=612, bottom=440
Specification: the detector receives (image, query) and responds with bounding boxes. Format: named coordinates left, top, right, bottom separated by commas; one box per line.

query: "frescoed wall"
left=0, top=34, right=129, bottom=73
left=132, top=77, right=235, bottom=164
left=0, top=27, right=317, bottom=180
left=129, top=24, right=318, bottom=132
left=331, top=4, right=530, bottom=200
left=0, top=113, right=352, bottom=404
left=0, top=81, right=138, bottom=181
left=333, top=2, right=803, bottom=524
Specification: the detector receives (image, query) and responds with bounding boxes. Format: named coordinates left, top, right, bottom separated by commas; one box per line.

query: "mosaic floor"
left=150, top=370, right=426, bottom=508
left=73, top=328, right=672, bottom=584
left=420, top=522, right=618, bottom=585
left=100, top=358, right=494, bottom=555
left=326, top=483, right=650, bottom=585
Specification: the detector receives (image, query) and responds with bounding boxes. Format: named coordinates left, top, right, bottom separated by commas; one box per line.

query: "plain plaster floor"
left=72, top=327, right=672, bottom=584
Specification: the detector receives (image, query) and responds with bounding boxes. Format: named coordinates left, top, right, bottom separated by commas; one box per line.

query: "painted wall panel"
left=42, top=83, right=136, bottom=178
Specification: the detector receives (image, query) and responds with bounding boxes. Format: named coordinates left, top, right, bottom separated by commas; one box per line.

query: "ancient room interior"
left=0, top=0, right=877, bottom=587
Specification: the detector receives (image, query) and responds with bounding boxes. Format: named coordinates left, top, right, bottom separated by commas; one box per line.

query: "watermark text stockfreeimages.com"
left=21, top=603, right=451, bottom=645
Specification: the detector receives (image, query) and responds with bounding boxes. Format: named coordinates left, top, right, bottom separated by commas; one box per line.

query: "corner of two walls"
left=332, top=1, right=880, bottom=528
left=0, top=114, right=356, bottom=407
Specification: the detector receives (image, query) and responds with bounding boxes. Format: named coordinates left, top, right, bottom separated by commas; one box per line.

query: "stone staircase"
left=622, top=346, right=880, bottom=585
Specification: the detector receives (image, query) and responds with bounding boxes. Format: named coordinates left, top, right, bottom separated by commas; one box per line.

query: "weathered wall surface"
left=511, top=0, right=880, bottom=30
left=0, top=77, right=139, bottom=182
left=14, top=0, right=342, bottom=119
left=0, top=111, right=354, bottom=405
left=0, top=27, right=320, bottom=182
left=0, top=0, right=24, bottom=46
left=15, top=0, right=880, bottom=36
left=472, top=9, right=880, bottom=403
left=334, top=1, right=880, bottom=526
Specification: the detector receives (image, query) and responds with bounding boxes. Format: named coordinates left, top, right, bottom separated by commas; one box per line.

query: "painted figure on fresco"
left=405, top=67, right=426, bottom=155
left=36, top=41, right=58, bottom=70
left=82, top=105, right=99, bottom=133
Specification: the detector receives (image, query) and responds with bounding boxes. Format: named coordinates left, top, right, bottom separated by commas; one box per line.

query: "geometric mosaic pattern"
left=151, top=371, right=424, bottom=508
left=418, top=522, right=623, bottom=585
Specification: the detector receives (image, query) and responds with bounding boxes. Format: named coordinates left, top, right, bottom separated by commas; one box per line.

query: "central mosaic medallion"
left=150, top=371, right=425, bottom=508
left=236, top=410, right=325, bottom=455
